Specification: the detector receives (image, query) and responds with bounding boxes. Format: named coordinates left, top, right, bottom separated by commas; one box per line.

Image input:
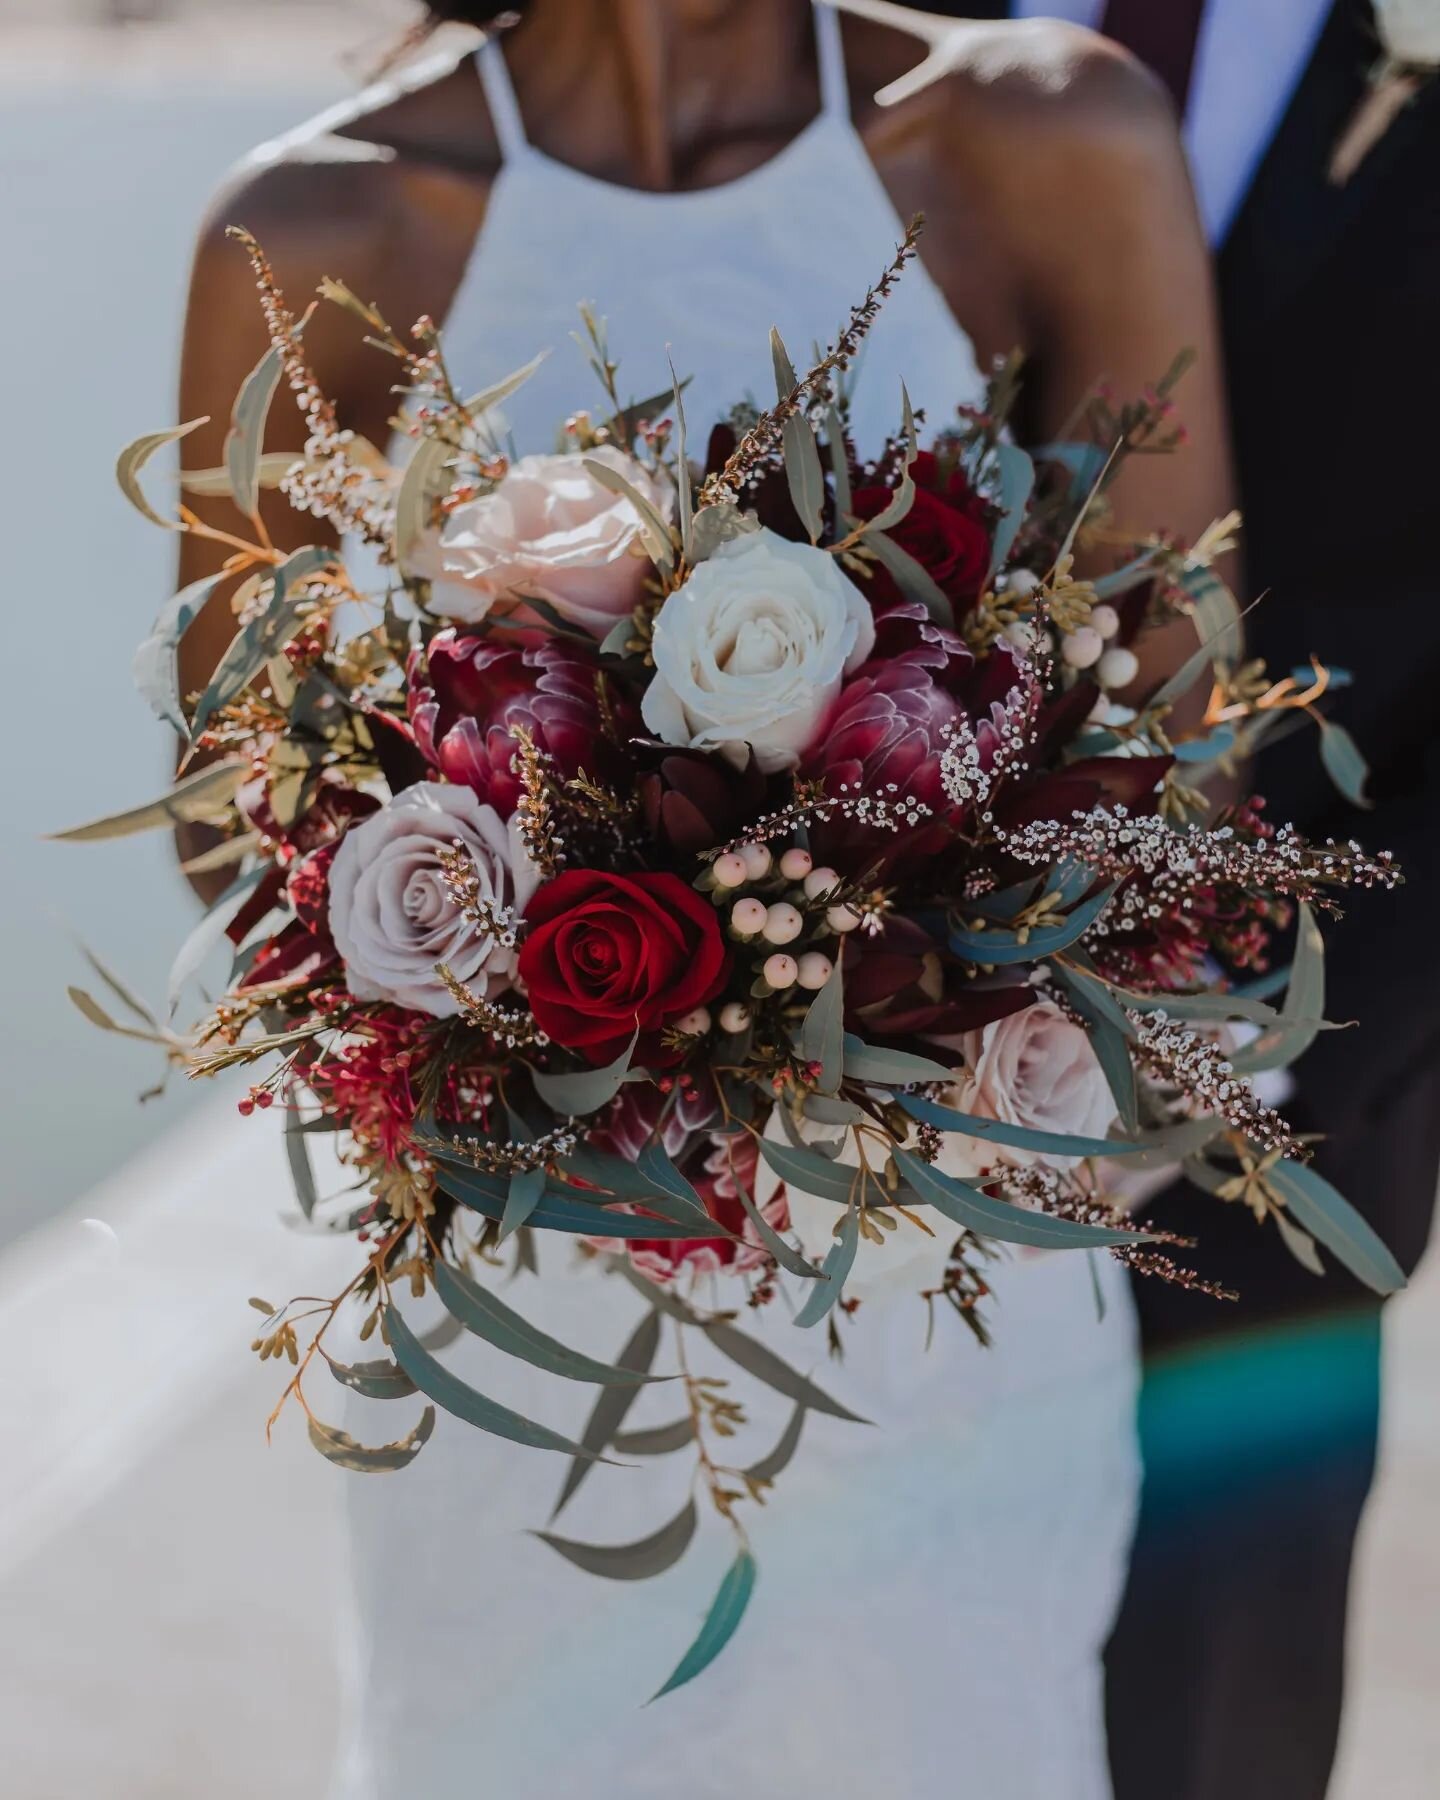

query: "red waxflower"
left=407, top=630, right=634, bottom=817
left=853, top=451, right=992, bottom=611
left=518, top=870, right=729, bottom=1063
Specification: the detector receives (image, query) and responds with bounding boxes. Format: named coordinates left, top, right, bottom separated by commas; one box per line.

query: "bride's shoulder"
left=187, top=42, right=493, bottom=351
left=853, top=10, right=1183, bottom=185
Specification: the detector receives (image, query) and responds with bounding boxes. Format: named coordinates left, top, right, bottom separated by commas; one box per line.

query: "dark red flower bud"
left=407, top=630, right=636, bottom=816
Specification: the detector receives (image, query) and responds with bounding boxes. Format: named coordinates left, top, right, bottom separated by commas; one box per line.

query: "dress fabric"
left=332, top=10, right=1140, bottom=1795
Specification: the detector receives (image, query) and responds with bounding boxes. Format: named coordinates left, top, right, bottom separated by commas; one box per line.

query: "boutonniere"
left=1330, top=0, right=1440, bottom=183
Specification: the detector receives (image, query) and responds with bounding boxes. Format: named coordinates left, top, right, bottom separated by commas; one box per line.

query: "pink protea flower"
left=407, top=629, right=635, bottom=817
left=801, top=612, right=1026, bottom=873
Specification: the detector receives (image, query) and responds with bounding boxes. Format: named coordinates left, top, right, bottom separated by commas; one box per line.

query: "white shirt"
left=1013, top=0, right=1334, bottom=241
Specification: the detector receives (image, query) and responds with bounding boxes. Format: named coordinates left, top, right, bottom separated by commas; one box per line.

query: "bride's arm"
left=994, top=39, right=1236, bottom=711
left=171, top=162, right=407, bottom=898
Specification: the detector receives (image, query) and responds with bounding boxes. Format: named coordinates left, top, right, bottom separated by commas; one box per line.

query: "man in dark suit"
left=928, top=4, right=1440, bottom=1794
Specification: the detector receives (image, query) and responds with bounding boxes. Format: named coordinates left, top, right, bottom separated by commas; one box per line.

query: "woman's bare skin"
left=175, top=0, right=1233, bottom=889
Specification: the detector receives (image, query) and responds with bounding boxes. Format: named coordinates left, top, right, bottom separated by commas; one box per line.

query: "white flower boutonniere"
left=1330, top=0, right=1440, bottom=183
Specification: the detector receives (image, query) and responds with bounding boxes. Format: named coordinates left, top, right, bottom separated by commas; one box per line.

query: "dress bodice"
left=440, top=1, right=987, bottom=456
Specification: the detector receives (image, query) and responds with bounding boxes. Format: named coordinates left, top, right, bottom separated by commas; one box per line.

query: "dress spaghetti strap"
left=813, top=0, right=852, bottom=123
left=476, top=29, right=529, bottom=161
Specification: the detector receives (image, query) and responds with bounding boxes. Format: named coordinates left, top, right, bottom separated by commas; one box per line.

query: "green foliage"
left=650, top=1549, right=757, bottom=1701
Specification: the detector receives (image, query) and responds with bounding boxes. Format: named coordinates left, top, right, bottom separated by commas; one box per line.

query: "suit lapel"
left=1222, top=2, right=1436, bottom=327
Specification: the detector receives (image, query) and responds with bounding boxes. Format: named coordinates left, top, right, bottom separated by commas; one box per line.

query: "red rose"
left=853, top=453, right=991, bottom=608
left=518, top=870, right=729, bottom=1063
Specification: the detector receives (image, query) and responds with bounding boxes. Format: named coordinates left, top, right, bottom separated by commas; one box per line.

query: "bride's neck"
left=501, top=0, right=824, bottom=188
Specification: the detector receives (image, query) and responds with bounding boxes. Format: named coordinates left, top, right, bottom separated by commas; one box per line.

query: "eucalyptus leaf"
left=1031, top=439, right=1109, bottom=500
left=610, top=374, right=693, bottom=447
left=758, top=1138, right=859, bottom=1207
left=1230, top=901, right=1326, bottom=1075
left=76, top=945, right=158, bottom=1030
left=386, top=1306, right=606, bottom=1459
left=651, top=1549, right=757, bottom=1701
left=1180, top=563, right=1243, bottom=662
left=797, top=965, right=845, bottom=1094
left=793, top=1202, right=859, bottom=1329
left=1091, top=551, right=1162, bottom=600
left=180, top=450, right=298, bottom=497
left=782, top=415, right=825, bottom=542
left=225, top=344, right=283, bottom=522
left=744, top=1402, right=807, bottom=1484
left=702, top=1320, right=869, bottom=1424
left=190, top=545, right=334, bottom=739
left=537, top=1498, right=699, bottom=1582
left=1265, top=1160, right=1406, bottom=1296
left=612, top=1417, right=696, bottom=1456
left=133, top=571, right=227, bottom=733
left=1316, top=717, right=1372, bottom=808
left=669, top=355, right=693, bottom=558
left=435, top=1158, right=730, bottom=1240
left=690, top=499, right=761, bottom=563
left=892, top=1148, right=1153, bottom=1250
left=306, top=1406, right=435, bottom=1473
left=583, top=457, right=674, bottom=571
left=66, top=986, right=169, bottom=1047
left=950, top=884, right=1117, bottom=965
left=116, top=417, right=206, bottom=530
left=1273, top=1207, right=1326, bottom=1278
left=431, top=1258, right=659, bottom=1386
left=801, top=1095, right=865, bottom=1127
left=899, top=1093, right=1146, bottom=1160
left=841, top=1034, right=955, bottom=1087
left=825, top=404, right=852, bottom=517
left=168, top=862, right=268, bottom=1011
left=986, top=441, right=1036, bottom=585
left=551, top=1308, right=661, bottom=1519
left=728, top=1158, right=825, bottom=1280
left=863, top=528, right=954, bottom=627
left=858, top=385, right=921, bottom=536
left=500, top=1165, right=545, bottom=1242
left=325, top=1356, right=419, bottom=1401
left=49, top=758, right=246, bottom=843
left=531, top=1031, right=638, bottom=1115
left=284, top=1114, right=319, bottom=1220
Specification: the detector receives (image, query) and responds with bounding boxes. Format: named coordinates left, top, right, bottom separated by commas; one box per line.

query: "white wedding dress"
left=329, top=9, right=1141, bottom=1796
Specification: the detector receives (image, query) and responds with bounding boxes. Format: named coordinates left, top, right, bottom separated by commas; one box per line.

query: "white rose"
left=327, top=782, right=537, bottom=1018
left=641, top=528, right=876, bottom=773
left=1376, top=0, right=1440, bottom=64
left=434, top=445, right=671, bottom=639
left=938, top=1000, right=1117, bottom=1176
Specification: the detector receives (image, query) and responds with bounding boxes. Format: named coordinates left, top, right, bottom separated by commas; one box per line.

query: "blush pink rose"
left=937, top=999, right=1117, bottom=1178
left=433, top=446, right=671, bottom=639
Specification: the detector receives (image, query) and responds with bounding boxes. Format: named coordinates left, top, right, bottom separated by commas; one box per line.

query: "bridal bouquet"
left=61, top=223, right=1402, bottom=1695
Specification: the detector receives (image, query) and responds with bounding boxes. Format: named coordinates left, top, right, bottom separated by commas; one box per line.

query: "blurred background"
left=0, top=3, right=1434, bottom=1795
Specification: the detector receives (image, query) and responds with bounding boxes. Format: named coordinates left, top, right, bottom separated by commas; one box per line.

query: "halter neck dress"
left=331, top=11, right=1139, bottom=1796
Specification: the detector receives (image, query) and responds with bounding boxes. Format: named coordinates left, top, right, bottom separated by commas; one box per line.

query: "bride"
left=175, top=4, right=1231, bottom=1795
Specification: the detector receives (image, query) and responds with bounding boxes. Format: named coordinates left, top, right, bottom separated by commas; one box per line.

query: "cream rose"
left=936, top=1000, right=1117, bottom=1179
left=434, top=445, right=670, bottom=639
left=1376, top=0, right=1440, bottom=63
left=327, top=782, right=537, bottom=1018
left=641, top=528, right=876, bottom=773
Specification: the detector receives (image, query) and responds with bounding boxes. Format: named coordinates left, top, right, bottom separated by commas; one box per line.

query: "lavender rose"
left=327, top=782, right=536, bottom=1017
left=434, top=446, right=671, bottom=639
